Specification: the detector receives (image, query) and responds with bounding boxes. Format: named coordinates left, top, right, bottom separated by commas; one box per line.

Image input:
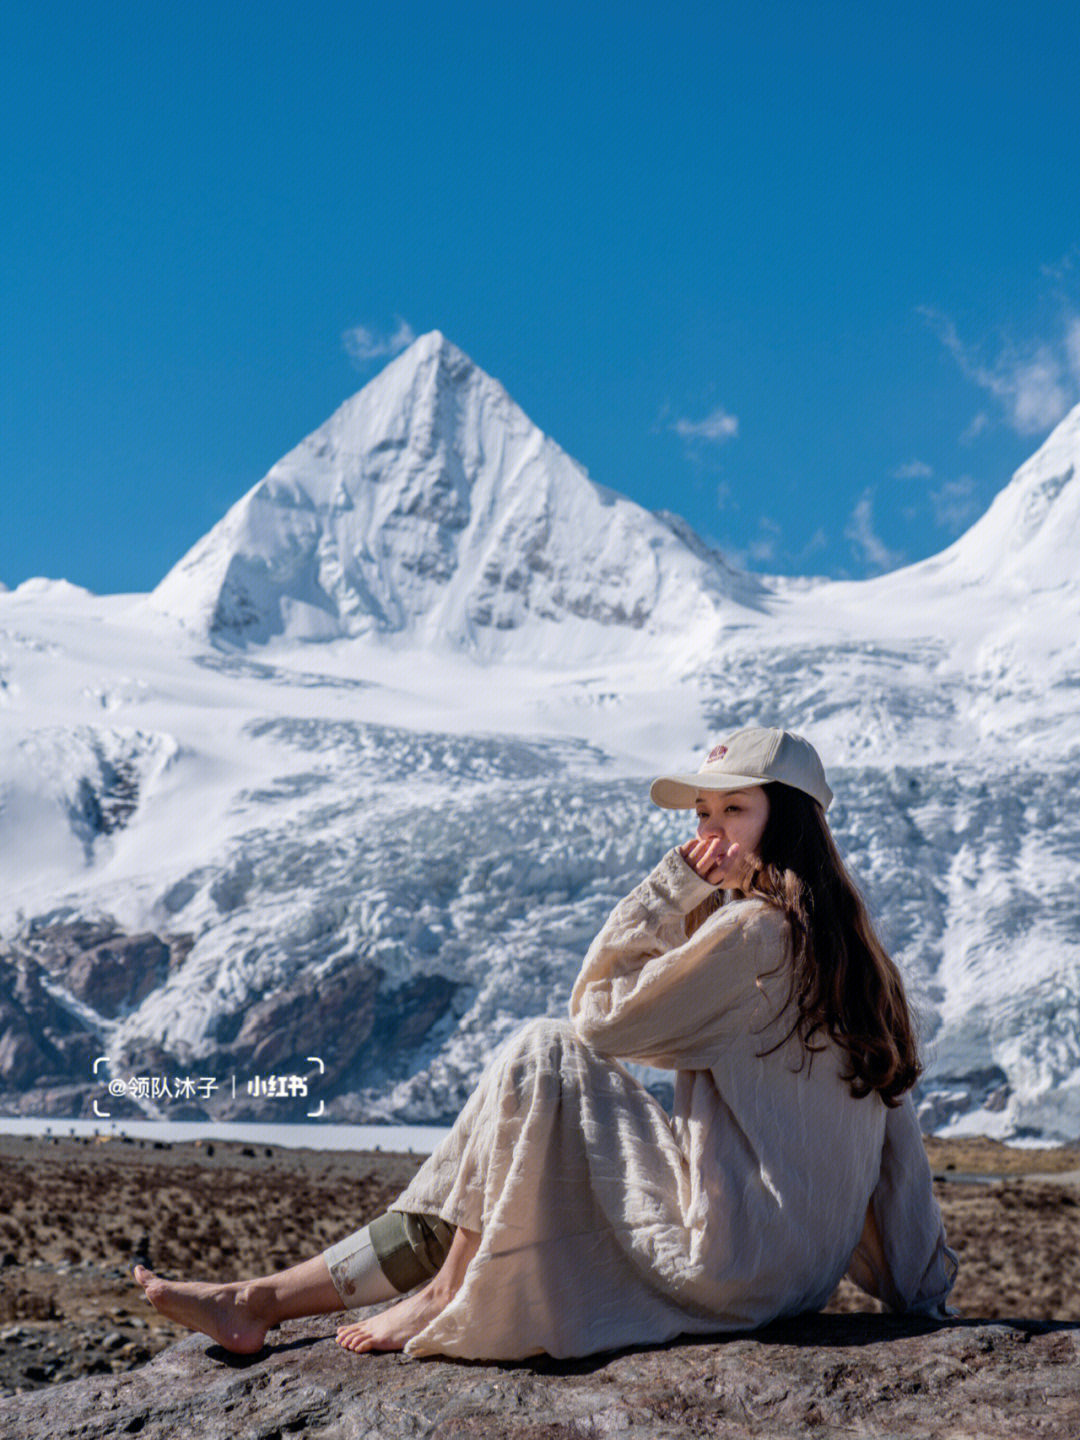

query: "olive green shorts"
left=326, top=1210, right=456, bottom=1296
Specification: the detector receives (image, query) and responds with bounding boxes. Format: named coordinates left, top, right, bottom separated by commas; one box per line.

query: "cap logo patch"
left=706, top=744, right=728, bottom=762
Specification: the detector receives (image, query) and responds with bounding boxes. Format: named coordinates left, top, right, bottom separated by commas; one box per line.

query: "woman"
left=135, top=725, right=957, bottom=1361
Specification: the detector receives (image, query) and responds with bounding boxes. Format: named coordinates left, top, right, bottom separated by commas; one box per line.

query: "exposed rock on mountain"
left=0, top=948, right=99, bottom=1092
left=28, top=922, right=181, bottom=1017
left=0, top=927, right=193, bottom=1114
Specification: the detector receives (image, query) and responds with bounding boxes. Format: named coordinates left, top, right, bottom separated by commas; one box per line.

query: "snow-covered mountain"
left=925, top=400, right=1080, bottom=593
left=151, top=331, right=763, bottom=659
left=1, top=335, right=1078, bottom=1142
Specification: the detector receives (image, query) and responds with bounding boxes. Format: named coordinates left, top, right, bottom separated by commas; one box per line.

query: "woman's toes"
left=335, top=1324, right=372, bottom=1352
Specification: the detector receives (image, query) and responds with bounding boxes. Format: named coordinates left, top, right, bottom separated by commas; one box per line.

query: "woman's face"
left=693, top=786, right=770, bottom=877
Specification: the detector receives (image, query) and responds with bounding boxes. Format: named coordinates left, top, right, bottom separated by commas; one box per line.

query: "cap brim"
left=649, top=771, right=767, bottom=809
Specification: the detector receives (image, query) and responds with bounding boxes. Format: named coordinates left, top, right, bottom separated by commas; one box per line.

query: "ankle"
left=237, top=1278, right=276, bottom=1325
left=427, top=1270, right=465, bottom=1305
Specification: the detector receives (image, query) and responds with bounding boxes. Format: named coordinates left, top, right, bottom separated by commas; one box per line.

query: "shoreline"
left=0, top=1116, right=454, bottom=1153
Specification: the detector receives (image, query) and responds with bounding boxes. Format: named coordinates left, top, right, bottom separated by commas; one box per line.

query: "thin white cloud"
left=1066, top=315, right=1080, bottom=386
left=919, top=305, right=1079, bottom=436
left=671, top=406, right=739, bottom=443
left=928, top=475, right=980, bottom=532
left=729, top=521, right=826, bottom=573
left=1041, top=248, right=1080, bottom=283
left=747, top=515, right=781, bottom=562
left=797, top=527, right=828, bottom=561
left=961, top=411, right=990, bottom=443
left=892, top=459, right=980, bottom=535
left=1007, top=351, right=1072, bottom=433
left=342, top=318, right=417, bottom=366
left=844, top=490, right=904, bottom=574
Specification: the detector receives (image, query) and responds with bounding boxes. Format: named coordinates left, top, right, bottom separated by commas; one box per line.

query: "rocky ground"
left=0, top=1132, right=421, bottom=1395
left=0, top=1130, right=1077, bottom=1405
left=2, top=1311, right=1078, bottom=1440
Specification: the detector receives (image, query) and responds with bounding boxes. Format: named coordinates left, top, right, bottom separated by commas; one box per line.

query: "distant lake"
left=0, top=1116, right=452, bottom=1153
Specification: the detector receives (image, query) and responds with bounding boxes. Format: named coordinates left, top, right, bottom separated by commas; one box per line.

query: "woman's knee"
left=509, top=1016, right=581, bottom=1050
left=499, top=1017, right=594, bottom=1073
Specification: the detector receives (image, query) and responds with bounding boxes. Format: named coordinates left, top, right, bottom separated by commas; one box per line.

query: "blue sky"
left=3, top=1, right=1080, bottom=593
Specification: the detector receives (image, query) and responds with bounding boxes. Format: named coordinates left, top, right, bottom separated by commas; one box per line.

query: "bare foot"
left=336, top=1222, right=481, bottom=1356
left=133, top=1264, right=269, bottom=1354
left=335, top=1277, right=455, bottom=1354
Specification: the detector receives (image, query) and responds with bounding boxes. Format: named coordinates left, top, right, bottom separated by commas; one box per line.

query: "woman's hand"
left=679, top=836, right=746, bottom=888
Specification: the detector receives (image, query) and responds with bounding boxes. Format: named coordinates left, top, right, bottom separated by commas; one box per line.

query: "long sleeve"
left=568, top=849, right=790, bottom=1070
left=844, top=1092, right=959, bottom=1316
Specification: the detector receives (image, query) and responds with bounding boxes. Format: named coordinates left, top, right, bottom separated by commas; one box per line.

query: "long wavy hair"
left=684, top=781, right=921, bottom=1105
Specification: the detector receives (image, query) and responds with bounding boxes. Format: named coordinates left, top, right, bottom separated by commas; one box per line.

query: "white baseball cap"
left=650, top=726, right=833, bottom=811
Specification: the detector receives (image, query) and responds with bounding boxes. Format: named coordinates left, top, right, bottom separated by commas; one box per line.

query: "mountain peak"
left=379, top=328, right=467, bottom=380
left=150, top=338, right=752, bottom=654
left=408, top=327, right=451, bottom=359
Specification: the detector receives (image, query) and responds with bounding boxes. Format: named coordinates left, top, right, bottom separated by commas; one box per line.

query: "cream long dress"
left=391, top=850, right=958, bottom=1360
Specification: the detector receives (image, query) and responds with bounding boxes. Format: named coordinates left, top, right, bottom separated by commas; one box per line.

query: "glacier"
left=0, top=331, right=1077, bottom=1141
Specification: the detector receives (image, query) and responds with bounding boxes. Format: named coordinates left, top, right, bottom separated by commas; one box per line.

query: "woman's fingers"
left=678, top=838, right=711, bottom=874
left=706, top=840, right=738, bottom=883
left=680, top=837, right=739, bottom=884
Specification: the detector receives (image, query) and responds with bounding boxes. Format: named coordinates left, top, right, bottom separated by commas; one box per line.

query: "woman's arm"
left=844, top=1093, right=959, bottom=1316
left=568, top=849, right=785, bottom=1070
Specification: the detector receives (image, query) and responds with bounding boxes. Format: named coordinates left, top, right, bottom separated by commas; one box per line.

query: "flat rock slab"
left=2, top=1312, right=1078, bottom=1440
